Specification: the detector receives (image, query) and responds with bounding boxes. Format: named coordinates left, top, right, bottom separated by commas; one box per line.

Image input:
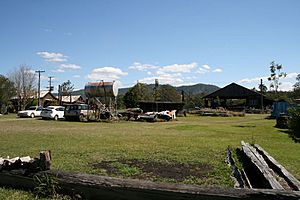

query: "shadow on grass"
left=279, top=130, right=300, bottom=143
left=232, top=125, right=256, bottom=128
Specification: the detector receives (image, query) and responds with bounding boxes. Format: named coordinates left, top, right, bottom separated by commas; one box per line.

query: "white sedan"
left=41, top=106, right=65, bottom=120
left=17, top=106, right=43, bottom=118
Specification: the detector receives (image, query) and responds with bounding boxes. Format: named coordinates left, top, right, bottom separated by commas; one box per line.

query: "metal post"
left=35, top=70, right=45, bottom=107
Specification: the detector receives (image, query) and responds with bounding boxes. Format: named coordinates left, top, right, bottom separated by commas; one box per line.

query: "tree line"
left=1, top=62, right=300, bottom=113
left=0, top=65, right=75, bottom=113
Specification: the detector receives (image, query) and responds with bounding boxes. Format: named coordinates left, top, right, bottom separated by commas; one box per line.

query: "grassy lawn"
left=0, top=113, right=299, bottom=198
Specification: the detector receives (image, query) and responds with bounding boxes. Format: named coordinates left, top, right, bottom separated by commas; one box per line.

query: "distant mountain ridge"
left=70, top=83, right=219, bottom=97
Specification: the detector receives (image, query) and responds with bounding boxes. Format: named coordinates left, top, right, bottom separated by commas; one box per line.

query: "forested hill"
left=71, top=83, right=219, bottom=97
left=118, top=83, right=219, bottom=95
left=176, top=83, right=219, bottom=95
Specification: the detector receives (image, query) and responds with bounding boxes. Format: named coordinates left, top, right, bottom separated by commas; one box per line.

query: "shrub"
left=288, top=107, right=300, bottom=138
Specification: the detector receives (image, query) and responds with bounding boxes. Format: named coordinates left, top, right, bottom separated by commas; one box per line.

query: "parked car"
left=17, top=106, right=43, bottom=118
left=64, top=104, right=89, bottom=121
left=41, top=106, right=65, bottom=120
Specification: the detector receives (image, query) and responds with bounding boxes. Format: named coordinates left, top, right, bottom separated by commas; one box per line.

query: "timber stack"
left=0, top=150, right=51, bottom=173
left=227, top=141, right=300, bottom=191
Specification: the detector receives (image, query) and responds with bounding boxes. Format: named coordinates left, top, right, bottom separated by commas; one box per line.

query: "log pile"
left=0, top=150, right=51, bottom=174
left=239, top=141, right=300, bottom=191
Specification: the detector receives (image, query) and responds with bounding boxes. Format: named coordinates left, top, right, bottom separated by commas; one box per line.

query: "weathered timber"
left=0, top=151, right=51, bottom=172
left=240, top=169, right=252, bottom=188
left=1, top=170, right=299, bottom=200
left=39, top=150, right=51, bottom=170
left=241, top=141, right=284, bottom=190
left=255, top=144, right=300, bottom=191
left=226, top=148, right=245, bottom=188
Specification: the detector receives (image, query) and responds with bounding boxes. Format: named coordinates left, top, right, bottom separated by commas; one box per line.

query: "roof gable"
left=203, top=83, right=263, bottom=99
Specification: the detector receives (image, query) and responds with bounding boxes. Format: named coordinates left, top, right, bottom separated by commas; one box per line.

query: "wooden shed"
left=138, top=101, right=185, bottom=113
left=202, top=83, right=273, bottom=109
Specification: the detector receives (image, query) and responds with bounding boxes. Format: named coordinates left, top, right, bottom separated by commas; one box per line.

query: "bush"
left=288, top=107, right=300, bottom=138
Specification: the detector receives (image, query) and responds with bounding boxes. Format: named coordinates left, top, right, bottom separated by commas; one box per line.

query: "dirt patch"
left=92, top=159, right=212, bottom=181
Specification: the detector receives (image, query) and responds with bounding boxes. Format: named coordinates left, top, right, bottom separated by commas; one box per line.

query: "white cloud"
left=286, top=72, right=298, bottom=79
left=159, top=62, right=197, bottom=73
left=202, top=64, right=211, bottom=70
left=40, top=75, right=48, bottom=80
left=197, top=67, right=209, bottom=74
left=212, top=68, right=223, bottom=73
left=238, top=76, right=269, bottom=84
left=139, top=73, right=184, bottom=86
left=37, top=51, right=67, bottom=62
left=86, top=67, right=128, bottom=81
left=237, top=72, right=299, bottom=91
left=279, top=82, right=294, bottom=91
left=51, top=69, right=65, bottom=73
left=73, top=75, right=80, bottom=78
left=238, top=72, right=299, bottom=84
left=129, top=62, right=159, bottom=71
left=60, top=64, right=81, bottom=69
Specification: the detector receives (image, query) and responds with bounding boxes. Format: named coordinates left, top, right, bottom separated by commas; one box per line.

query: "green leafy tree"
left=294, top=74, right=300, bottom=89
left=0, top=75, right=16, bottom=113
left=267, top=61, right=287, bottom=93
left=258, top=83, right=268, bottom=93
left=157, top=84, right=181, bottom=102
left=292, top=74, right=300, bottom=99
left=123, top=83, right=152, bottom=108
left=184, top=92, right=205, bottom=109
left=288, top=107, right=300, bottom=138
left=60, top=80, right=74, bottom=103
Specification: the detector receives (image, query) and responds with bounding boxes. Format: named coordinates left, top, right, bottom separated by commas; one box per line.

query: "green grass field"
left=0, top=114, right=299, bottom=199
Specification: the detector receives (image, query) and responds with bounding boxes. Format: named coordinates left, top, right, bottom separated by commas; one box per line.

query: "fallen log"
left=1, top=170, right=300, bottom=200
left=254, top=144, right=300, bottom=191
left=241, top=141, right=284, bottom=190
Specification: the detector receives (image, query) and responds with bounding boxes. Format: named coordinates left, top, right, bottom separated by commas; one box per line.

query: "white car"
left=17, top=106, right=43, bottom=118
left=41, top=106, right=65, bottom=120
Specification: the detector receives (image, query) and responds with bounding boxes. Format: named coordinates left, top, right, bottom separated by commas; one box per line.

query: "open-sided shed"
left=202, top=83, right=273, bottom=109
left=138, top=101, right=184, bottom=113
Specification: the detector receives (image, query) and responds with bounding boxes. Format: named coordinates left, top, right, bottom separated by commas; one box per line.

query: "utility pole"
left=35, top=70, right=45, bottom=107
left=47, top=76, right=54, bottom=92
left=260, top=79, right=264, bottom=113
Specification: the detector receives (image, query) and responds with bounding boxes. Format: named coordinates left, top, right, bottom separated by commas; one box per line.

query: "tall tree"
left=60, top=80, right=74, bottom=103
left=123, top=83, right=153, bottom=108
left=292, top=74, right=300, bottom=99
left=267, top=61, right=287, bottom=93
left=9, top=65, right=36, bottom=110
left=0, top=75, right=16, bottom=113
left=157, top=84, right=181, bottom=102
left=294, top=74, right=300, bottom=89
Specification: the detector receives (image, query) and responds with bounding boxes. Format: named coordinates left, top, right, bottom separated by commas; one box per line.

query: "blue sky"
left=0, top=0, right=299, bottom=91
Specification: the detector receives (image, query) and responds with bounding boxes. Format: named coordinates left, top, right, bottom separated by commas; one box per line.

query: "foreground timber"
left=0, top=170, right=300, bottom=200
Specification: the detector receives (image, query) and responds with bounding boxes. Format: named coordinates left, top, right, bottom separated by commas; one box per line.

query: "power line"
left=35, top=70, right=45, bottom=107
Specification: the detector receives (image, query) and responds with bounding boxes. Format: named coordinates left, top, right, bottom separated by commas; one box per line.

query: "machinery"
left=83, top=81, right=118, bottom=121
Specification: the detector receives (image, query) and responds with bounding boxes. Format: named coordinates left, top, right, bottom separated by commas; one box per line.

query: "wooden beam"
left=0, top=170, right=300, bottom=200
left=241, top=141, right=284, bottom=190
left=254, top=144, right=300, bottom=191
